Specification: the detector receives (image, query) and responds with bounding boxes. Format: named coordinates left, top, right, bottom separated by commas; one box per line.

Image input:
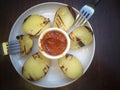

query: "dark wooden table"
left=0, top=0, right=120, bottom=90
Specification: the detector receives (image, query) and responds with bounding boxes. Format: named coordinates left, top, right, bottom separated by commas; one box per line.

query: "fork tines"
left=74, top=14, right=87, bottom=27
left=74, top=5, right=95, bottom=27
left=8, top=40, right=21, bottom=54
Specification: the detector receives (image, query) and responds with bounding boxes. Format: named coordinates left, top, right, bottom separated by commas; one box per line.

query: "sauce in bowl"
left=40, top=30, right=67, bottom=56
left=38, top=28, right=70, bottom=59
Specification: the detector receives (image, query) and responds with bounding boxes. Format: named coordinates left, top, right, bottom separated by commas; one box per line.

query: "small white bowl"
left=38, top=28, right=70, bottom=60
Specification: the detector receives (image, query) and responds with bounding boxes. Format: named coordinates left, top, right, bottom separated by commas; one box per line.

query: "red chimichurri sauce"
left=40, top=30, right=67, bottom=56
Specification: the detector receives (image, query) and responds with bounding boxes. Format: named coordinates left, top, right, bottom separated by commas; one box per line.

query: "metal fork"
left=0, top=40, right=20, bottom=55
left=74, top=0, right=100, bottom=27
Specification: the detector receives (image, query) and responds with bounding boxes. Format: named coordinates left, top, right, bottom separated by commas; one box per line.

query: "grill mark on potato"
left=85, top=26, right=93, bottom=35
left=65, top=54, right=73, bottom=60
left=43, top=65, right=49, bottom=75
left=34, top=19, right=49, bottom=36
left=32, top=53, right=41, bottom=59
left=79, top=40, right=85, bottom=47
left=69, top=32, right=75, bottom=40
left=57, top=14, right=65, bottom=26
left=76, top=37, right=85, bottom=47
left=76, top=37, right=81, bottom=41
left=60, top=65, right=68, bottom=73
left=56, top=15, right=62, bottom=27
left=43, top=19, right=49, bottom=25
left=55, top=14, right=66, bottom=30
left=65, top=54, right=70, bottom=58
left=34, top=29, right=42, bottom=36
left=60, top=65, right=65, bottom=73
left=67, top=6, right=76, bottom=19
left=55, top=21, right=60, bottom=28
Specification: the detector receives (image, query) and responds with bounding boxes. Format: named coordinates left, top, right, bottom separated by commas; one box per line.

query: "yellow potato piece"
left=69, top=26, right=93, bottom=49
left=58, top=54, right=83, bottom=79
left=22, top=52, right=51, bottom=81
left=22, top=14, right=50, bottom=37
left=53, top=6, right=76, bottom=31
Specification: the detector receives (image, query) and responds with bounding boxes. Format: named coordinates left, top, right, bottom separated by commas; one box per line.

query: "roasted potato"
left=53, top=6, right=76, bottom=31
left=69, top=26, right=93, bottom=49
left=58, top=54, right=83, bottom=79
left=22, top=52, right=51, bottom=81
left=22, top=14, right=51, bottom=37
left=16, top=35, right=33, bottom=56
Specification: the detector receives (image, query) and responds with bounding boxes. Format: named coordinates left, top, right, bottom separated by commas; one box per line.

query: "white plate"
left=9, top=2, right=95, bottom=88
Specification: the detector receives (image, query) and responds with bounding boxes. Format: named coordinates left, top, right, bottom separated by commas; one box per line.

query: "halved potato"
left=16, top=35, right=33, bottom=56
left=22, top=52, right=51, bottom=81
left=69, top=26, right=93, bottom=49
left=22, top=14, right=51, bottom=37
left=58, top=54, right=83, bottom=79
left=53, top=6, right=76, bottom=31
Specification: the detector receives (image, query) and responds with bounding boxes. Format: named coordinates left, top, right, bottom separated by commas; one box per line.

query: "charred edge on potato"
left=85, top=26, right=93, bottom=35
left=16, top=35, right=24, bottom=40
left=75, top=37, right=85, bottom=47
left=79, top=40, right=85, bottom=47
left=65, top=54, right=70, bottom=58
left=23, top=15, right=31, bottom=23
left=67, top=6, right=76, bottom=19
left=65, top=54, right=73, bottom=60
left=22, top=67, right=36, bottom=81
left=28, top=76, right=35, bottom=81
left=22, top=66, right=24, bottom=74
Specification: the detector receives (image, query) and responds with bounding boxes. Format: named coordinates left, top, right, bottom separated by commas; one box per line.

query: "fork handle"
left=89, top=0, right=101, bottom=8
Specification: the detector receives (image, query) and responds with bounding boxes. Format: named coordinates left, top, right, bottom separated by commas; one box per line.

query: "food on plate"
left=69, top=26, right=93, bottom=49
left=22, top=52, right=51, bottom=81
left=16, top=35, right=33, bottom=56
left=53, top=6, right=76, bottom=31
left=22, top=14, right=50, bottom=37
left=58, top=54, right=83, bottom=79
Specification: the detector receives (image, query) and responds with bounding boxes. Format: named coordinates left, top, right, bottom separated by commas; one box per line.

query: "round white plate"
left=9, top=2, right=95, bottom=88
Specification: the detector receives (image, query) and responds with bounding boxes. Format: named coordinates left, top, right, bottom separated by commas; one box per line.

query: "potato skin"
left=53, top=6, right=76, bottom=31
left=22, top=52, right=51, bottom=81
left=22, top=14, right=50, bottom=37
left=58, top=54, right=83, bottom=79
